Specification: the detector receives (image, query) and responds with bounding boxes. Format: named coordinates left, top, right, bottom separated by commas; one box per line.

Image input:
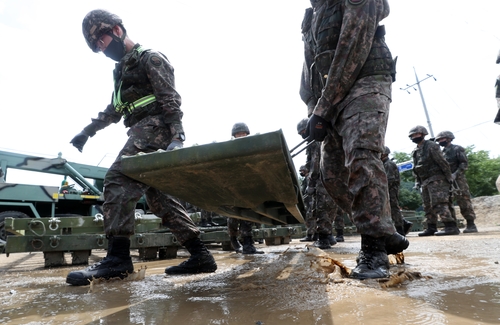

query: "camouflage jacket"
left=308, top=0, right=395, bottom=122
left=84, top=43, right=182, bottom=135
left=382, top=157, right=400, bottom=188
left=442, top=144, right=468, bottom=175
left=412, top=140, right=452, bottom=185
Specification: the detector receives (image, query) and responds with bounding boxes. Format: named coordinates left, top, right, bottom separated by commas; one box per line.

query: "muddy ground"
left=1, top=198, right=500, bottom=325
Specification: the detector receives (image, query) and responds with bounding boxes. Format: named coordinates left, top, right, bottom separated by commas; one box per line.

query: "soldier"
left=302, top=0, right=408, bottom=279
left=66, top=10, right=217, bottom=285
left=297, top=118, right=337, bottom=249
left=226, top=123, right=264, bottom=254
left=409, top=126, right=460, bottom=237
left=199, top=210, right=219, bottom=227
left=298, top=164, right=318, bottom=242
left=381, top=146, right=413, bottom=235
left=434, top=131, right=478, bottom=233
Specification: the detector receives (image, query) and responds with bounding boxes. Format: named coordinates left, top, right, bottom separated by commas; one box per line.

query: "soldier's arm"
left=83, top=101, right=123, bottom=137
left=430, top=143, right=453, bottom=181
left=455, top=145, right=468, bottom=175
left=313, top=0, right=389, bottom=119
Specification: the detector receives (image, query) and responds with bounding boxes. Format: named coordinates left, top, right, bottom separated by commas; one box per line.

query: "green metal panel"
left=121, top=130, right=305, bottom=226
left=0, top=184, right=59, bottom=203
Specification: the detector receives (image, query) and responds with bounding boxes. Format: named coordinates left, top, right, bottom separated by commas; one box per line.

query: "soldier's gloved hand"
left=70, top=132, right=89, bottom=153
left=167, top=139, right=183, bottom=151
left=305, top=114, right=329, bottom=142
left=412, top=183, right=421, bottom=191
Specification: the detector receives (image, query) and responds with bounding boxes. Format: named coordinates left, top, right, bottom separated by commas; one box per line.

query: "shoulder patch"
left=150, top=55, right=163, bottom=67
left=348, top=0, right=367, bottom=5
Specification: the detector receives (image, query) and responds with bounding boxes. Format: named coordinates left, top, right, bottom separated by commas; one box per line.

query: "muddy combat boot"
left=396, top=225, right=406, bottom=236
left=463, top=221, right=478, bottom=233
left=385, top=232, right=409, bottom=255
left=230, top=236, right=243, bottom=253
left=313, top=234, right=333, bottom=249
left=242, top=236, right=264, bottom=254
left=350, top=235, right=390, bottom=280
left=165, top=237, right=217, bottom=275
left=435, top=222, right=460, bottom=236
left=327, top=234, right=337, bottom=246
left=403, top=219, right=413, bottom=235
left=66, top=236, right=133, bottom=286
left=299, top=234, right=315, bottom=242
left=418, top=223, right=437, bottom=237
left=335, top=228, right=345, bottom=242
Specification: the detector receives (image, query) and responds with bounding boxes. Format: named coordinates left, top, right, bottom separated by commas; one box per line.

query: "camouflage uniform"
left=79, top=44, right=199, bottom=244
left=442, top=144, right=476, bottom=223
left=382, top=156, right=404, bottom=228
left=227, top=218, right=254, bottom=237
left=307, top=0, right=396, bottom=238
left=412, top=140, right=456, bottom=225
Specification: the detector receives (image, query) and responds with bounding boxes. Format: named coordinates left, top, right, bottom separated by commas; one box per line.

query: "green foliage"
left=391, top=151, right=415, bottom=183
left=399, top=181, right=422, bottom=210
left=463, top=146, right=500, bottom=197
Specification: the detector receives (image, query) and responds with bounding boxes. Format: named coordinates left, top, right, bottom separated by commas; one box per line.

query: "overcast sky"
left=1, top=0, right=499, bottom=186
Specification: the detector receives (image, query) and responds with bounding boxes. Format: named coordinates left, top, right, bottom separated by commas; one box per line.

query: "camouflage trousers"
left=103, top=115, right=200, bottom=244
left=303, top=193, right=316, bottom=235
left=388, top=185, right=404, bottom=227
left=313, top=184, right=336, bottom=235
left=227, top=217, right=254, bottom=237
left=421, top=178, right=456, bottom=224
left=320, top=93, right=395, bottom=237
left=333, top=208, right=346, bottom=230
left=451, top=176, right=476, bottom=221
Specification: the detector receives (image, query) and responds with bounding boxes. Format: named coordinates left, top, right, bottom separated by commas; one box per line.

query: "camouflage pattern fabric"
left=302, top=0, right=396, bottom=237
left=227, top=218, right=253, bottom=237
left=103, top=114, right=199, bottom=243
left=412, top=140, right=455, bottom=224
left=333, top=209, right=346, bottom=230
left=382, top=156, right=404, bottom=227
left=442, top=144, right=476, bottom=221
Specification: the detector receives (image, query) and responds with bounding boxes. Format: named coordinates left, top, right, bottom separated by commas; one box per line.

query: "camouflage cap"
left=82, top=9, right=123, bottom=52
left=297, top=118, right=308, bottom=134
left=435, top=130, right=455, bottom=141
left=231, top=123, right=250, bottom=137
left=408, top=125, right=428, bottom=137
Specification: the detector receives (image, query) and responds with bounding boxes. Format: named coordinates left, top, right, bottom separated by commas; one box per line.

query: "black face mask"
left=104, top=34, right=126, bottom=62
left=411, top=136, right=424, bottom=144
left=439, top=141, right=448, bottom=147
left=299, top=172, right=305, bottom=177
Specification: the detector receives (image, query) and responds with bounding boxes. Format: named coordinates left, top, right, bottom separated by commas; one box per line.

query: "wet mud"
left=1, top=227, right=499, bottom=325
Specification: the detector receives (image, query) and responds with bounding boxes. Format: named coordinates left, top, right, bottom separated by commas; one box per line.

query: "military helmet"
left=299, top=165, right=308, bottom=172
left=231, top=122, right=250, bottom=137
left=384, top=146, right=391, bottom=155
left=408, top=125, right=428, bottom=137
left=297, top=118, right=308, bottom=134
left=435, top=130, right=455, bottom=141
left=82, top=9, right=124, bottom=52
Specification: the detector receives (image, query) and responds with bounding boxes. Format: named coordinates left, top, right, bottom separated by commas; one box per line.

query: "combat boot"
left=435, top=222, right=460, bottom=236
left=242, top=236, right=264, bottom=254
left=313, top=234, right=333, bottom=249
left=350, top=235, right=390, bottom=280
left=66, top=236, right=133, bottom=286
left=165, top=237, right=217, bottom=274
left=230, top=236, right=243, bottom=253
left=299, top=234, right=315, bottom=242
left=335, top=228, right=345, bottom=242
left=385, top=232, right=409, bottom=255
left=418, top=223, right=437, bottom=237
left=396, top=225, right=406, bottom=236
left=463, top=221, right=478, bottom=233
left=327, top=234, right=337, bottom=246
left=403, top=219, right=413, bottom=235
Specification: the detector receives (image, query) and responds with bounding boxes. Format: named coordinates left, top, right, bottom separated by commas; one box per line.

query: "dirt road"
left=1, top=224, right=499, bottom=325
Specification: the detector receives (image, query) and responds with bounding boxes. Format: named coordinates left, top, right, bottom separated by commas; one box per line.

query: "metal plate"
left=121, top=130, right=305, bottom=225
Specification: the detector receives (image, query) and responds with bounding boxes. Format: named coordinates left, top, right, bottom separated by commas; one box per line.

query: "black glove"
left=305, top=114, right=329, bottom=142
left=70, top=132, right=89, bottom=153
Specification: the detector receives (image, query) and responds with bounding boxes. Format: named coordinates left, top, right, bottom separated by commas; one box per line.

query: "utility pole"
left=400, top=67, right=436, bottom=138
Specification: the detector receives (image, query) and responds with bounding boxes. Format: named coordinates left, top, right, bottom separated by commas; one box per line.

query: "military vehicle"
left=0, top=130, right=306, bottom=266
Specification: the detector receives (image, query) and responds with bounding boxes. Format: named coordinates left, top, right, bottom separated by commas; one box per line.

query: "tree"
left=464, top=146, right=500, bottom=197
